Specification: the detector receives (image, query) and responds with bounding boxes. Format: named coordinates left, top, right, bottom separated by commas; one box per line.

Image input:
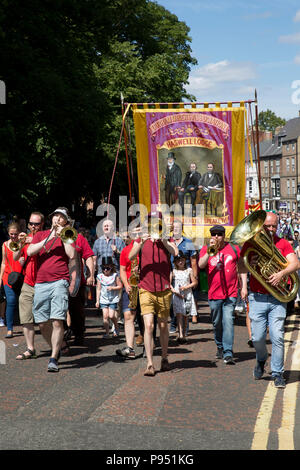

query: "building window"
left=287, top=179, right=290, bottom=196
left=264, top=161, right=268, bottom=175
left=270, top=160, right=273, bottom=174
left=276, top=160, right=280, bottom=174
left=292, top=179, right=295, bottom=195
left=292, top=157, right=295, bottom=173
left=248, top=179, right=253, bottom=195
left=286, top=158, right=290, bottom=172
left=272, top=179, right=280, bottom=197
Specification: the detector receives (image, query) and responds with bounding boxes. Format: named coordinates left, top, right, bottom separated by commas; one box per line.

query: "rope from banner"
left=107, top=103, right=131, bottom=217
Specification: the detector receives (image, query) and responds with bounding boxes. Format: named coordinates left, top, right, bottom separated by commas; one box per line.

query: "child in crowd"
left=170, top=251, right=198, bottom=343
left=95, top=256, right=122, bottom=337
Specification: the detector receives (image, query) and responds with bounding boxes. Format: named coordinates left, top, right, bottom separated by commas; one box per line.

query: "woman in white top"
left=170, top=251, right=198, bottom=343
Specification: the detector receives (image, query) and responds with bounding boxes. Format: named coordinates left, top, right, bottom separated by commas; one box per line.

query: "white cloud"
left=294, top=54, right=300, bottom=64
left=294, top=10, right=300, bottom=22
left=279, top=32, right=300, bottom=44
left=187, top=60, right=257, bottom=97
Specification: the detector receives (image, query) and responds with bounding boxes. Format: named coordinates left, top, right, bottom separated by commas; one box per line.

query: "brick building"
left=246, top=117, right=300, bottom=213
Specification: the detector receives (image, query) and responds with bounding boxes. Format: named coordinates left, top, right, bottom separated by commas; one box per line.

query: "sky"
left=157, top=0, right=300, bottom=120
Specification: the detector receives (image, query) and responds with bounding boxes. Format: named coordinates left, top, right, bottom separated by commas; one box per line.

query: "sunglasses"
left=102, top=266, right=112, bottom=271
left=211, top=233, right=224, bottom=237
left=28, top=222, right=41, bottom=226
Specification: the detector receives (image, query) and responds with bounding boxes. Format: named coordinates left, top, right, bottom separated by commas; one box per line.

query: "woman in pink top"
left=0, top=222, right=23, bottom=338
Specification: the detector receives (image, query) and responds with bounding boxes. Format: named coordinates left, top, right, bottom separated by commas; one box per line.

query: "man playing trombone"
left=27, top=207, right=76, bottom=372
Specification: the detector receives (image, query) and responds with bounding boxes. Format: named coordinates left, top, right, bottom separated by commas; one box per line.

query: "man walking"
left=129, top=211, right=178, bottom=376
left=239, top=211, right=299, bottom=388
left=93, top=219, right=125, bottom=275
left=199, top=224, right=244, bottom=364
left=13, top=211, right=45, bottom=359
left=27, top=207, right=76, bottom=372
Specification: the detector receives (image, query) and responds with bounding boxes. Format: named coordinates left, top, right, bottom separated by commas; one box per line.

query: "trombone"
left=9, top=241, right=22, bottom=252
left=9, top=234, right=28, bottom=252
left=207, top=240, right=220, bottom=256
left=43, top=225, right=78, bottom=253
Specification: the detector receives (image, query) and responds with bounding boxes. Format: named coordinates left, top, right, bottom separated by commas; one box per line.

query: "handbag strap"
left=4, top=243, right=13, bottom=273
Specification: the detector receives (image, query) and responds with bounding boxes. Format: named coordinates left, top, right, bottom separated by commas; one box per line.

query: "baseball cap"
left=49, top=207, right=70, bottom=222
left=210, top=224, right=225, bottom=235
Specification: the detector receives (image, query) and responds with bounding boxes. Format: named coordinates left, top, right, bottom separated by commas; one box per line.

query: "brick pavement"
left=0, top=298, right=299, bottom=450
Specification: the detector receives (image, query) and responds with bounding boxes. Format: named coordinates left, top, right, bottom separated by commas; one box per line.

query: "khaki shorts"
left=139, top=288, right=172, bottom=321
left=19, top=283, right=35, bottom=324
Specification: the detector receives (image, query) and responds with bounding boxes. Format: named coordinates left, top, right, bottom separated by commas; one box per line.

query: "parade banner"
left=133, top=104, right=246, bottom=240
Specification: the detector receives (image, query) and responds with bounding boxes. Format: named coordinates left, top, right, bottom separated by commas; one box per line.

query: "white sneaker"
left=0, top=318, right=5, bottom=327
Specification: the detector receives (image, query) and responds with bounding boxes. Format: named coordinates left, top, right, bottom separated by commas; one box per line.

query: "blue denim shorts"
left=100, top=303, right=118, bottom=310
left=33, top=280, right=69, bottom=323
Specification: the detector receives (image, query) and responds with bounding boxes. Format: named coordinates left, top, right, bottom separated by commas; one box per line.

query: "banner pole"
left=121, top=92, right=133, bottom=206
left=254, top=90, right=263, bottom=208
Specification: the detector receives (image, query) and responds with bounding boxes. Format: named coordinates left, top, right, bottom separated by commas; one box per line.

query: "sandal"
left=144, top=365, right=156, bottom=376
left=16, top=348, right=37, bottom=360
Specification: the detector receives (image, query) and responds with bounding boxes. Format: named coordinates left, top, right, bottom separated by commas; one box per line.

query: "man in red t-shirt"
left=129, top=211, right=178, bottom=376
left=116, top=230, right=140, bottom=359
left=199, top=224, right=244, bottom=364
left=239, top=211, right=299, bottom=388
left=27, top=207, right=76, bottom=372
left=13, top=211, right=45, bottom=359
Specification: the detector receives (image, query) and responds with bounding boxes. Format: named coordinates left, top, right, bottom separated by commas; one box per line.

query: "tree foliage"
left=258, top=109, right=286, bottom=134
left=0, top=0, right=196, bottom=222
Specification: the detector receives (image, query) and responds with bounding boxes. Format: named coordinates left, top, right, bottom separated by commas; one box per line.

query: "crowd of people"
left=0, top=207, right=299, bottom=386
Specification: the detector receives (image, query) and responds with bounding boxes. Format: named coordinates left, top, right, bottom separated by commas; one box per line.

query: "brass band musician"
left=27, top=207, right=76, bottom=373
left=238, top=211, right=299, bottom=388
left=199, top=224, right=244, bottom=365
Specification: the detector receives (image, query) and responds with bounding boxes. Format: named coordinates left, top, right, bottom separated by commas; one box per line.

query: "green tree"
left=258, top=109, right=286, bottom=134
left=0, top=0, right=196, bottom=222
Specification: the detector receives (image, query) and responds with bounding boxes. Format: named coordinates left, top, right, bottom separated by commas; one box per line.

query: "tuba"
left=230, top=210, right=299, bottom=303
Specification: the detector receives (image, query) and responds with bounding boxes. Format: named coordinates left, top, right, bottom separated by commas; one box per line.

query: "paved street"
left=1, top=296, right=300, bottom=451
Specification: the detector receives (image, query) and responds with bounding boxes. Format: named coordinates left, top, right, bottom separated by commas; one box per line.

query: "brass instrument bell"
left=60, top=226, right=78, bottom=244
left=230, top=210, right=299, bottom=303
